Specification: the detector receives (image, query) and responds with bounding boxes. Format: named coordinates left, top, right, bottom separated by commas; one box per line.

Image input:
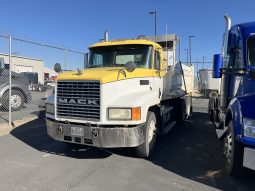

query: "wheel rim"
left=224, top=131, right=232, bottom=165
left=148, top=120, right=156, bottom=146
left=210, top=91, right=218, bottom=97
left=11, top=94, right=22, bottom=109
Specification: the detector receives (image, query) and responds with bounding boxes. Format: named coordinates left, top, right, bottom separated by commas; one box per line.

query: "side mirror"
left=84, top=53, right=89, bottom=68
left=54, top=63, right=62, bottom=73
left=125, top=61, right=136, bottom=72
left=213, top=54, right=223, bottom=78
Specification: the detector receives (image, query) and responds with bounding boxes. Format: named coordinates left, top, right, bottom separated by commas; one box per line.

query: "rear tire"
left=176, top=99, right=186, bottom=124
left=136, top=111, right=157, bottom=158
left=224, top=121, right=247, bottom=177
left=209, top=109, right=217, bottom=122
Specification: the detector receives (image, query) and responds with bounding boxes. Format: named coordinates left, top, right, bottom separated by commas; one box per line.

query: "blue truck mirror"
left=213, top=54, right=223, bottom=78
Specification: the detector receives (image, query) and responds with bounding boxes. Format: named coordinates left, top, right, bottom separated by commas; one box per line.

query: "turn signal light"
left=132, top=107, right=141, bottom=121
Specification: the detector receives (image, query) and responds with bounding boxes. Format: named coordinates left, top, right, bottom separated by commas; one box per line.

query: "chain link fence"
left=0, top=34, right=85, bottom=128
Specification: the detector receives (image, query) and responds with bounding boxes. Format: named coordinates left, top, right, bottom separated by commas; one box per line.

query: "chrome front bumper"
left=46, top=118, right=145, bottom=148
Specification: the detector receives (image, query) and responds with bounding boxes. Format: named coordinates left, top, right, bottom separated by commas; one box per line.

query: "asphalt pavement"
left=0, top=97, right=254, bottom=191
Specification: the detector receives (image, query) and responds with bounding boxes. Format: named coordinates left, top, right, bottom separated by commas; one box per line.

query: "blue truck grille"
left=56, top=81, right=100, bottom=121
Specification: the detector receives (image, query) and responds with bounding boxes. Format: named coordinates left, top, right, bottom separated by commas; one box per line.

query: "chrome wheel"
left=11, top=94, right=22, bottom=109
left=136, top=111, right=157, bottom=158
left=148, top=120, right=156, bottom=145
left=224, top=131, right=232, bottom=166
left=224, top=122, right=247, bottom=177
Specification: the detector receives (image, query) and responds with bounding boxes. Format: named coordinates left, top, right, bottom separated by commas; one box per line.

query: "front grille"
left=57, top=81, right=100, bottom=121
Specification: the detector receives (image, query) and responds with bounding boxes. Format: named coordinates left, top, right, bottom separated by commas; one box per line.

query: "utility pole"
left=202, top=56, right=205, bottom=69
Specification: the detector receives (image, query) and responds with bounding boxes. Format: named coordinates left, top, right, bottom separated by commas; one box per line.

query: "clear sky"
left=0, top=0, right=254, bottom=69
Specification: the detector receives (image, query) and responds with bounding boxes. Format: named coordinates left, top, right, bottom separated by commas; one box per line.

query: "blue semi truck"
left=209, top=15, right=255, bottom=177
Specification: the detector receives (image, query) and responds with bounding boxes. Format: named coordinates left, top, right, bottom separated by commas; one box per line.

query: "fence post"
left=8, top=35, right=12, bottom=128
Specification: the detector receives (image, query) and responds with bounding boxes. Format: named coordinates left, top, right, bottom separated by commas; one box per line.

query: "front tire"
left=2, top=90, right=25, bottom=111
left=136, top=111, right=157, bottom=158
left=224, top=121, right=247, bottom=177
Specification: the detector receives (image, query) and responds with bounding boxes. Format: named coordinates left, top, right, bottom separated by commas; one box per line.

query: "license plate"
left=71, top=127, right=84, bottom=136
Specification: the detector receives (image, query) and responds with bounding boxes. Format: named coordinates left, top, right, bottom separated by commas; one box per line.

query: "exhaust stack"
left=222, top=15, right=231, bottom=66
left=104, top=30, right=109, bottom=42
left=219, top=15, right=232, bottom=109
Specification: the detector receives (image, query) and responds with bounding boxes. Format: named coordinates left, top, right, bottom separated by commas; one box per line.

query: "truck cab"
left=209, top=16, right=255, bottom=177
left=46, top=36, right=193, bottom=158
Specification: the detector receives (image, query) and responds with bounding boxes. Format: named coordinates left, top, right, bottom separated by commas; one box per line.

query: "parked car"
left=0, top=67, right=32, bottom=111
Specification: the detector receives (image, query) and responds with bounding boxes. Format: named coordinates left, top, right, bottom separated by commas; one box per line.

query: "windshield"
left=247, top=37, right=255, bottom=66
left=89, top=45, right=152, bottom=68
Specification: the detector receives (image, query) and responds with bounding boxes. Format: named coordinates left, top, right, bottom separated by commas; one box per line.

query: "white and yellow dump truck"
left=46, top=34, right=194, bottom=157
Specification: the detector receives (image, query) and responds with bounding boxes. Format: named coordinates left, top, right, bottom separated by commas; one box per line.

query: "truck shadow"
left=9, top=112, right=255, bottom=191
left=10, top=118, right=111, bottom=159
left=149, top=112, right=255, bottom=191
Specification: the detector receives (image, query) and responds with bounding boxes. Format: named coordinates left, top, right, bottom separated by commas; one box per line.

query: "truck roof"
left=236, top=21, right=255, bottom=29
left=233, top=21, right=255, bottom=40
left=89, top=39, right=162, bottom=50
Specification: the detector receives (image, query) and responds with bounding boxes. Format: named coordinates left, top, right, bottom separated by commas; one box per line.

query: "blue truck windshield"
left=247, top=37, right=255, bottom=66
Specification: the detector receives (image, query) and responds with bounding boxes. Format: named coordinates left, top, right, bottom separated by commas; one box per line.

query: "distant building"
left=0, top=54, right=58, bottom=84
left=44, top=67, right=58, bottom=81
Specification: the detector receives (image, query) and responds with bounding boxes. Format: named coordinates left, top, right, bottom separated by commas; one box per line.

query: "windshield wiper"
left=89, top=64, right=105, bottom=68
left=114, top=64, right=125, bottom=67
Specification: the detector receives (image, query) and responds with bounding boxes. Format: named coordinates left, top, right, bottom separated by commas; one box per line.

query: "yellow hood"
left=57, top=67, right=154, bottom=84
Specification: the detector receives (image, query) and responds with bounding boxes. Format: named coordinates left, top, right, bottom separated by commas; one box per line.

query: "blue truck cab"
left=209, top=15, right=255, bottom=177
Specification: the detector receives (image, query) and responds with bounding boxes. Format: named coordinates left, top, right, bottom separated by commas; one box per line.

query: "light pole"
left=149, top=10, right=157, bottom=39
left=189, top=35, right=195, bottom=65
left=184, top=48, right=188, bottom=64
left=202, top=56, right=205, bottom=69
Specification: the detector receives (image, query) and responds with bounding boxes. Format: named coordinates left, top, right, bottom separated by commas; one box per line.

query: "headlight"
left=108, top=107, right=141, bottom=120
left=108, top=108, right=131, bottom=120
left=46, top=103, right=54, bottom=115
left=243, top=118, right=255, bottom=138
